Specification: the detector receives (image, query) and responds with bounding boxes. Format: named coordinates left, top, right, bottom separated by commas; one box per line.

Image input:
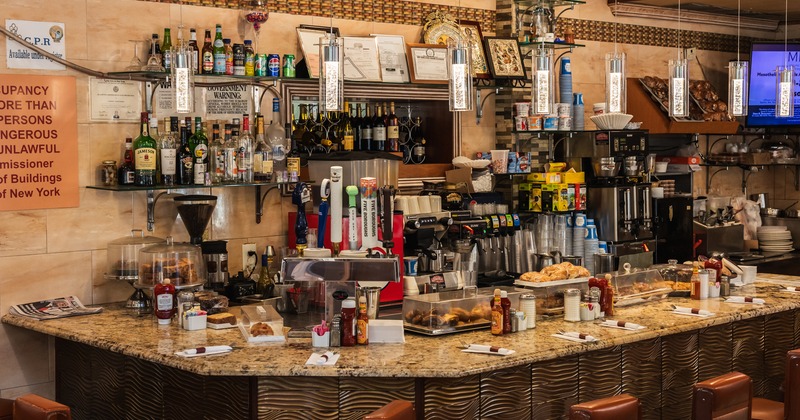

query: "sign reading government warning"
left=0, top=75, right=78, bottom=211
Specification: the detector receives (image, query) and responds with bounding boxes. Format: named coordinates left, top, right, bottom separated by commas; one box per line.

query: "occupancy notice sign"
left=0, top=75, right=78, bottom=211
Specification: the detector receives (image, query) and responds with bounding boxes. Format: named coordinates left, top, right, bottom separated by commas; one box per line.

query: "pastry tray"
left=614, top=288, right=673, bottom=307
left=513, top=276, right=589, bottom=288
left=238, top=305, right=285, bottom=343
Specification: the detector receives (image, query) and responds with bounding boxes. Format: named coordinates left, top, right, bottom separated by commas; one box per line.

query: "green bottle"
left=133, top=112, right=158, bottom=186
left=192, top=117, right=209, bottom=185
left=212, top=24, right=225, bottom=75
left=161, top=28, right=172, bottom=71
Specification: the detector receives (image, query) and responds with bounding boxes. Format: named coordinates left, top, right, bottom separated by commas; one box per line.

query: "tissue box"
left=184, top=314, right=207, bottom=331
left=368, top=320, right=405, bottom=343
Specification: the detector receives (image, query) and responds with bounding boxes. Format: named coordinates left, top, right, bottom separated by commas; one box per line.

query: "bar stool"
left=0, top=394, right=70, bottom=420
left=786, top=348, right=800, bottom=420
left=692, top=372, right=753, bottom=420
left=569, top=394, right=642, bottom=419
left=364, top=400, right=415, bottom=420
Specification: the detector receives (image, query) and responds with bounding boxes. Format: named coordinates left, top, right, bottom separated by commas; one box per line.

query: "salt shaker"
left=564, top=289, right=581, bottom=322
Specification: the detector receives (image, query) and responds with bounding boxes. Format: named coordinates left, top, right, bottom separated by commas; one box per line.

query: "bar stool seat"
left=364, top=400, right=415, bottom=420
left=751, top=397, right=783, bottom=420
left=569, top=394, right=642, bottom=420
left=693, top=371, right=753, bottom=420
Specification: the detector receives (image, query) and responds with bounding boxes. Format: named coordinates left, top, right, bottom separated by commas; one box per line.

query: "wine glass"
left=125, top=40, right=143, bottom=71
left=142, top=37, right=164, bottom=72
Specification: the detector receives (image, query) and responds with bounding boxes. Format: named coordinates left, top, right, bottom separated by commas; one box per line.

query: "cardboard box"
left=542, top=183, right=569, bottom=212
left=567, top=183, right=586, bottom=211
left=562, top=171, right=585, bottom=184
left=528, top=172, right=562, bottom=183
left=530, top=184, right=542, bottom=212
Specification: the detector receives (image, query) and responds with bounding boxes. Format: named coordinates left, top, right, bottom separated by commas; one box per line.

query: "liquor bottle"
left=201, top=29, right=213, bottom=74
left=133, top=112, right=157, bottom=186
left=160, top=117, right=177, bottom=186
left=223, top=38, right=234, bottom=76
left=386, top=101, right=399, bottom=152
left=154, top=277, right=176, bottom=325
left=343, top=103, right=355, bottom=151
left=373, top=104, right=386, bottom=152
left=253, top=114, right=273, bottom=183
left=244, top=40, right=255, bottom=76
left=177, top=121, right=194, bottom=185
left=161, top=28, right=172, bottom=71
left=266, top=98, right=287, bottom=174
left=149, top=115, right=160, bottom=182
left=491, top=288, right=503, bottom=335
left=356, top=296, right=369, bottom=345
left=361, top=104, right=373, bottom=151
left=352, top=103, right=362, bottom=151
left=118, top=137, right=135, bottom=185
left=184, top=116, right=194, bottom=153
left=291, top=104, right=308, bottom=154
left=256, top=253, right=274, bottom=297
left=237, top=114, right=255, bottom=183
left=212, top=24, right=225, bottom=75
left=188, top=28, right=200, bottom=74
left=209, top=123, right=224, bottom=184
left=192, top=117, right=208, bottom=185
left=222, top=124, right=238, bottom=182
left=149, top=33, right=162, bottom=66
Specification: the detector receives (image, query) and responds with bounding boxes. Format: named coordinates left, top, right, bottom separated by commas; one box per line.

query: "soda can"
left=283, top=54, right=296, bottom=78
left=267, top=54, right=281, bottom=77
left=255, top=54, right=267, bottom=77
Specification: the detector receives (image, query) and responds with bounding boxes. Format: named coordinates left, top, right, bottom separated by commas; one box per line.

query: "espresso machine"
left=569, top=130, right=655, bottom=264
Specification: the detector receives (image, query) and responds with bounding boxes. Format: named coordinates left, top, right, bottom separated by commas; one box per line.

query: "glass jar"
left=564, top=288, right=581, bottom=322
left=101, top=160, right=117, bottom=186
left=520, top=294, right=536, bottom=329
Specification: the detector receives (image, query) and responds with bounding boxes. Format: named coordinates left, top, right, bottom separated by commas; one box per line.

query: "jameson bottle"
left=177, top=121, right=194, bottom=185
left=212, top=24, right=225, bottom=75
left=161, top=28, right=173, bottom=71
left=160, top=117, right=178, bottom=186
left=201, top=29, right=214, bottom=74
left=133, top=112, right=157, bottom=186
left=192, top=117, right=209, bottom=185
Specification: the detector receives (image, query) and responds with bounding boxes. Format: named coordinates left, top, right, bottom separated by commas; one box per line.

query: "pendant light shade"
left=728, top=61, right=748, bottom=116
left=448, top=40, right=473, bottom=111
left=776, top=65, right=794, bottom=118
left=669, top=59, right=689, bottom=118
left=172, top=39, right=195, bottom=114
left=605, top=52, right=626, bottom=114
left=532, top=47, right=554, bottom=115
left=319, top=33, right=343, bottom=112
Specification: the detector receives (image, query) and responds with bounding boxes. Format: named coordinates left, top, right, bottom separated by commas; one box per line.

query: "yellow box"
left=562, top=171, right=585, bottom=184
left=541, top=183, right=569, bottom=212
left=530, top=185, right=542, bottom=212
left=528, top=173, right=546, bottom=183
left=527, top=173, right=561, bottom=183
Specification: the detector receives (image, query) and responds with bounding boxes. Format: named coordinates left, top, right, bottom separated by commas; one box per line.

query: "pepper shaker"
left=329, top=315, right=342, bottom=347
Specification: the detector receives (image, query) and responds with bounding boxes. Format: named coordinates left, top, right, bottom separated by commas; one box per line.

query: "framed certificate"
left=371, top=34, right=410, bottom=83
left=406, top=43, right=448, bottom=84
left=343, top=36, right=382, bottom=82
left=297, top=25, right=340, bottom=79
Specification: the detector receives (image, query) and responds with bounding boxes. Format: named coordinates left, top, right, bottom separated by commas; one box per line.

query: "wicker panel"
left=698, top=323, right=733, bottom=382
left=423, top=375, right=480, bottom=420
left=733, top=316, right=766, bottom=396
left=338, top=377, right=415, bottom=420
left=480, top=365, right=532, bottom=419
left=257, top=376, right=338, bottom=419
left=89, top=347, right=127, bottom=419
left=579, top=346, right=623, bottom=402
left=622, top=338, right=662, bottom=417
left=661, top=331, right=699, bottom=419
left=531, top=355, right=579, bottom=420
left=55, top=339, right=94, bottom=420
left=764, top=311, right=795, bottom=400
left=124, top=356, right=164, bottom=419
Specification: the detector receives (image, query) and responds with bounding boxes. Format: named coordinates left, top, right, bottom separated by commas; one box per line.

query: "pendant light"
left=319, top=2, right=343, bottom=112
left=449, top=2, right=473, bottom=111
left=728, top=0, right=748, bottom=117
left=532, top=46, right=554, bottom=115
left=173, top=6, right=194, bottom=114
left=776, top=0, right=794, bottom=118
left=668, top=0, right=689, bottom=118
left=605, top=0, right=626, bottom=114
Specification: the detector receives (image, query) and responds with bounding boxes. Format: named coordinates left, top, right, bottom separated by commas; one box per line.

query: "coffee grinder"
left=173, top=195, right=229, bottom=291
left=569, top=130, right=655, bottom=261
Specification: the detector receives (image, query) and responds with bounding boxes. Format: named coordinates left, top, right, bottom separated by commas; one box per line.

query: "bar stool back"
left=364, top=400, right=415, bottom=420
left=569, top=394, right=642, bottom=420
left=692, top=371, right=752, bottom=420
left=785, top=349, right=800, bottom=420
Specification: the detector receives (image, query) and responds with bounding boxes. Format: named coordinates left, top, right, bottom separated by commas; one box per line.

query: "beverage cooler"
left=652, top=196, right=693, bottom=263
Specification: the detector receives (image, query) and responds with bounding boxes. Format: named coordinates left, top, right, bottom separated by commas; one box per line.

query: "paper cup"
left=593, top=102, right=607, bottom=115
left=407, top=196, right=420, bottom=215
left=429, top=195, right=442, bottom=212
left=418, top=195, right=432, bottom=213
left=394, top=196, right=408, bottom=213
left=514, top=102, right=531, bottom=117
left=528, top=115, right=542, bottom=131
left=515, top=116, right=529, bottom=131
left=655, top=161, right=669, bottom=173
left=491, top=150, right=509, bottom=174
left=741, top=265, right=757, bottom=284
left=557, top=103, right=572, bottom=117
left=651, top=187, right=664, bottom=198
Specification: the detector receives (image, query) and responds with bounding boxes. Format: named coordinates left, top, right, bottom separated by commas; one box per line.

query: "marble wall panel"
left=0, top=252, right=93, bottom=315
left=86, top=0, right=171, bottom=66
left=90, top=249, right=134, bottom=305
left=0, top=211, right=47, bottom=258
left=0, top=326, right=51, bottom=390
left=46, top=188, right=134, bottom=253
left=0, top=382, right=56, bottom=401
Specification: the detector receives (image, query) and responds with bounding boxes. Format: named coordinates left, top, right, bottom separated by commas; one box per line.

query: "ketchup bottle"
left=154, top=278, right=176, bottom=325
left=341, top=298, right=356, bottom=346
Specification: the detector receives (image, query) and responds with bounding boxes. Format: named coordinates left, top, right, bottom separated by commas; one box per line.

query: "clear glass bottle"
left=161, top=28, right=172, bottom=71
left=266, top=98, right=287, bottom=173
left=253, top=114, right=273, bottom=183
left=237, top=114, right=254, bottom=183
left=222, top=123, right=238, bottom=183
left=223, top=38, right=233, bottom=75
left=208, top=123, right=224, bottom=184
left=118, top=137, right=135, bottom=185
left=159, top=117, right=177, bottom=186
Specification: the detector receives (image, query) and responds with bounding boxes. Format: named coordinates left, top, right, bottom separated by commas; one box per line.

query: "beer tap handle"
left=379, top=186, right=397, bottom=255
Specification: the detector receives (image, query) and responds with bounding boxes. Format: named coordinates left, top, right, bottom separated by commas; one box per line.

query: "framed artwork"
left=405, top=43, right=449, bottom=84
left=371, top=34, right=410, bottom=83
left=483, top=37, right=527, bottom=80
left=296, top=25, right=340, bottom=79
left=457, top=20, right=490, bottom=79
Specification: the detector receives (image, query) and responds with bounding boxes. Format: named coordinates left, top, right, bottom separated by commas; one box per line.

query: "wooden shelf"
left=399, top=163, right=451, bottom=178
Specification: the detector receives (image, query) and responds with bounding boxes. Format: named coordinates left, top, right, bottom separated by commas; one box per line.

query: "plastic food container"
left=513, top=277, right=589, bottom=316
left=136, top=237, right=207, bottom=288
left=106, top=230, right=165, bottom=281
left=610, top=268, right=672, bottom=307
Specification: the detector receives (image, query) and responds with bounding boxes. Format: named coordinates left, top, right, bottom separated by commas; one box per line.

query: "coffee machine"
left=570, top=130, right=655, bottom=261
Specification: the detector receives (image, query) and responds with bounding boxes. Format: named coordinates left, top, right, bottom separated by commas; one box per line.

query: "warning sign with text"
left=0, top=75, right=78, bottom=211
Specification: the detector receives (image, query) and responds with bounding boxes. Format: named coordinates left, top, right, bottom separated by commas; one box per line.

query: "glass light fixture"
left=728, top=0, right=748, bottom=117
left=605, top=52, right=626, bottom=114
left=448, top=39, right=473, bottom=111
left=776, top=65, right=794, bottom=118
left=532, top=47, right=554, bottom=115
left=669, top=58, right=689, bottom=118
left=172, top=34, right=194, bottom=114
left=319, top=32, right=343, bottom=112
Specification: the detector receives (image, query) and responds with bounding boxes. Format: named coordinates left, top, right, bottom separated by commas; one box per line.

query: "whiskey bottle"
left=133, top=112, right=157, bottom=186
left=177, top=121, right=194, bottom=185
left=159, top=117, right=177, bottom=186
left=192, top=117, right=208, bottom=185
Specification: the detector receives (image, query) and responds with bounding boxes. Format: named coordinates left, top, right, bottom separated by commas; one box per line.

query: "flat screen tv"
left=747, top=42, right=800, bottom=127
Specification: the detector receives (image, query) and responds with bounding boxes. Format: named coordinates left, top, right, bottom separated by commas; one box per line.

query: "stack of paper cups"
left=573, top=93, right=585, bottom=130
left=559, top=57, right=572, bottom=104
left=584, top=219, right=599, bottom=275
left=572, top=213, right=586, bottom=258
left=565, top=214, right=573, bottom=256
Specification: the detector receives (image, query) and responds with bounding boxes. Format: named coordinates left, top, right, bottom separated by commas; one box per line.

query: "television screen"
left=747, top=42, right=800, bottom=127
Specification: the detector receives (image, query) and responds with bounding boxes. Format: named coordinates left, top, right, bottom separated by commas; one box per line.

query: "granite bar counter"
left=5, top=274, right=800, bottom=419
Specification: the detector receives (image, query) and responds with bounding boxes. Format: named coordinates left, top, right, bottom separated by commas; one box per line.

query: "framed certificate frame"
left=406, top=43, right=448, bottom=84
left=457, top=20, right=491, bottom=80
left=296, top=25, right=340, bottom=79
left=371, top=34, right=410, bottom=83
left=343, top=36, right=382, bottom=82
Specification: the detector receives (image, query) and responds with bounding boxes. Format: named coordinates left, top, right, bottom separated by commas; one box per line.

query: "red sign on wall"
left=0, top=74, right=78, bottom=211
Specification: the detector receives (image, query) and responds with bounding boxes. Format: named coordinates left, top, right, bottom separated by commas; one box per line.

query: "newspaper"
left=9, top=296, right=103, bottom=320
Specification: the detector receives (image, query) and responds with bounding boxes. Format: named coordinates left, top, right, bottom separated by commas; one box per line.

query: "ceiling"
left=612, top=0, right=800, bottom=24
